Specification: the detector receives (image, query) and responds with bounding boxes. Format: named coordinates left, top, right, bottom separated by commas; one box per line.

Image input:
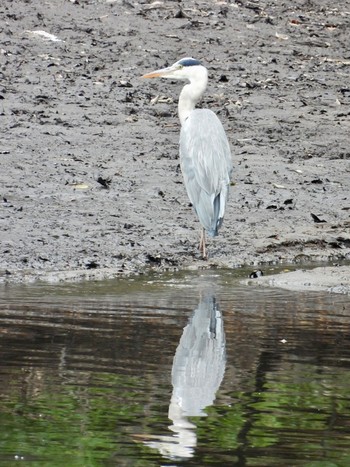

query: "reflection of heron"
left=142, top=58, right=233, bottom=258
left=143, top=293, right=226, bottom=460
left=170, top=294, right=226, bottom=418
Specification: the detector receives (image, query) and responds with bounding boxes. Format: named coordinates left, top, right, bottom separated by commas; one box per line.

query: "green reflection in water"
left=1, top=366, right=350, bottom=466
left=193, top=362, right=350, bottom=465
left=0, top=372, right=154, bottom=466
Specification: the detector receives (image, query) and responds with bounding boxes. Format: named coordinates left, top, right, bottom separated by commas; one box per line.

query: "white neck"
left=178, top=67, right=208, bottom=125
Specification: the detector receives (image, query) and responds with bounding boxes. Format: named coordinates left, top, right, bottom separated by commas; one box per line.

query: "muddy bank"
left=1, top=0, right=350, bottom=284
left=245, top=265, right=350, bottom=294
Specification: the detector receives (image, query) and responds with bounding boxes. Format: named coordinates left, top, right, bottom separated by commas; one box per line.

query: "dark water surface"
left=0, top=269, right=349, bottom=466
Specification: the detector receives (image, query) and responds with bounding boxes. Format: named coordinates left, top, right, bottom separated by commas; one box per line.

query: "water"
left=0, top=269, right=349, bottom=466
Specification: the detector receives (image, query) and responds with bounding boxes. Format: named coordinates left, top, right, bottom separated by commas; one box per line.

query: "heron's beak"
left=141, top=66, right=174, bottom=79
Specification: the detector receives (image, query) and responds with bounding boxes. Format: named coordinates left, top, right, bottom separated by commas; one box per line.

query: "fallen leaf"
left=26, top=30, right=63, bottom=42
left=311, top=213, right=327, bottom=223
left=70, top=183, right=89, bottom=190
left=275, top=32, right=289, bottom=40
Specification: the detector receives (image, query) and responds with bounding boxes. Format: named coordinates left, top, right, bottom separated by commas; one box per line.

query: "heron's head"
left=142, top=57, right=207, bottom=82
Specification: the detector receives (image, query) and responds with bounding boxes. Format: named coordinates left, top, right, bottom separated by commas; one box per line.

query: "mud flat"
left=1, top=0, right=349, bottom=284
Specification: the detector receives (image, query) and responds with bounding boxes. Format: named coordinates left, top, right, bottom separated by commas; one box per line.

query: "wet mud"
left=1, top=0, right=350, bottom=283
left=246, top=265, right=350, bottom=294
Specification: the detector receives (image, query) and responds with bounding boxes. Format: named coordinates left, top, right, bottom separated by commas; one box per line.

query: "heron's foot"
left=198, top=243, right=207, bottom=258
left=198, top=244, right=208, bottom=260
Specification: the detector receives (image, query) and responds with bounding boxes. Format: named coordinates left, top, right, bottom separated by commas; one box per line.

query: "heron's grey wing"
left=179, top=109, right=232, bottom=235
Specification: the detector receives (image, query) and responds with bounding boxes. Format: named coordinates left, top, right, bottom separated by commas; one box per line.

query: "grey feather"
left=179, top=109, right=232, bottom=236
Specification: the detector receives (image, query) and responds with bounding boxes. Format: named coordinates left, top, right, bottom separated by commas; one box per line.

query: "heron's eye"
left=178, top=65, right=184, bottom=70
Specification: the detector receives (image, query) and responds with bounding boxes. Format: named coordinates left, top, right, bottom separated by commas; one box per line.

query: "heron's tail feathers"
left=197, top=192, right=225, bottom=237
left=206, top=217, right=223, bottom=237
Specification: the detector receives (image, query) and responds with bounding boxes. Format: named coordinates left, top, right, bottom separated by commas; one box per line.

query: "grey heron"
left=142, top=57, right=233, bottom=258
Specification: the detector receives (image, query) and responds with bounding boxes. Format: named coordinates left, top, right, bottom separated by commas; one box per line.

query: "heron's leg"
left=199, top=229, right=204, bottom=254
left=199, top=228, right=207, bottom=259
